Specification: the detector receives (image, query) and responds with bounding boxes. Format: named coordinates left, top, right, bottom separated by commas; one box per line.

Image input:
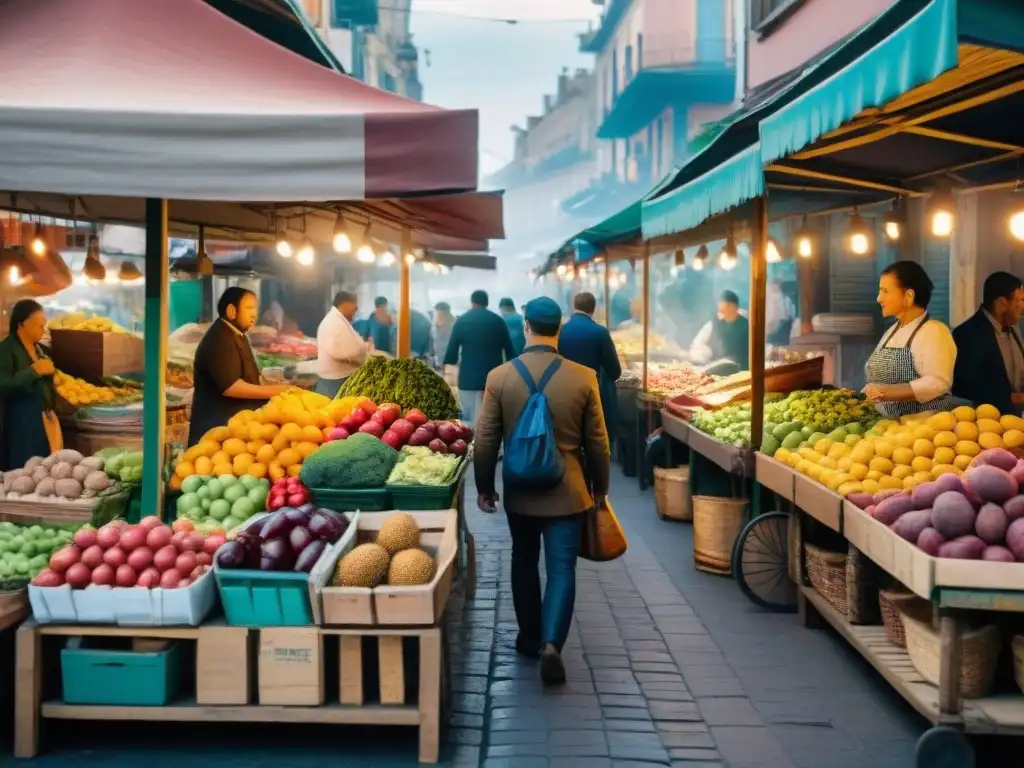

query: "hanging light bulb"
left=845, top=209, right=872, bottom=256
left=765, top=238, right=782, bottom=263
left=29, top=221, right=46, bottom=257
left=378, top=249, right=396, bottom=267
left=332, top=213, right=352, bottom=254
left=793, top=218, right=815, bottom=259
left=356, top=243, right=376, bottom=264
left=929, top=185, right=956, bottom=237
left=83, top=233, right=106, bottom=282
left=276, top=237, right=293, bottom=258
left=118, top=261, right=143, bottom=281
left=883, top=199, right=904, bottom=242
left=296, top=239, right=315, bottom=266
left=0, top=246, right=34, bottom=286
left=404, top=251, right=417, bottom=266
left=693, top=244, right=709, bottom=271
left=556, top=263, right=568, bottom=276
left=717, top=233, right=737, bottom=268
left=195, top=226, right=214, bottom=277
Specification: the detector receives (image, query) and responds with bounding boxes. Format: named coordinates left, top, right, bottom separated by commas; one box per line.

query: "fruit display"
left=646, top=365, right=718, bottom=399
left=166, top=362, right=194, bottom=389
left=102, top=449, right=144, bottom=484
left=0, top=521, right=81, bottom=582
left=333, top=512, right=435, bottom=587
left=774, top=405, right=1023, bottom=497
left=31, top=517, right=220, bottom=589
left=846, top=446, right=1024, bottom=562
left=215, top=506, right=349, bottom=573
left=176, top=474, right=269, bottom=534
left=338, top=357, right=460, bottom=420
left=49, top=313, right=129, bottom=333
left=300, top=433, right=399, bottom=490
left=262, top=339, right=318, bottom=359
left=0, top=450, right=113, bottom=501
left=387, top=447, right=464, bottom=486
left=55, top=370, right=138, bottom=407
left=326, top=401, right=472, bottom=455
left=267, top=477, right=311, bottom=511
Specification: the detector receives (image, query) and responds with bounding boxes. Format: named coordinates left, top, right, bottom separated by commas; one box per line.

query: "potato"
left=1006, top=518, right=1024, bottom=560
left=975, top=503, right=1009, bottom=545
left=845, top=492, right=874, bottom=510
left=938, top=535, right=987, bottom=560
left=982, top=545, right=1015, bottom=562
left=873, top=489, right=906, bottom=506
left=1004, top=496, right=1024, bottom=522
left=964, top=464, right=1018, bottom=503
left=892, top=510, right=932, bottom=542
left=972, top=447, right=1017, bottom=472
left=873, top=493, right=915, bottom=525
left=932, top=491, right=977, bottom=538
left=917, top=527, right=946, bottom=556
left=910, top=481, right=941, bottom=510
left=934, top=473, right=965, bottom=495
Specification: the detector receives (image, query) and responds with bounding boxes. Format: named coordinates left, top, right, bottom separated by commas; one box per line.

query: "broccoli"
left=300, top=433, right=399, bottom=489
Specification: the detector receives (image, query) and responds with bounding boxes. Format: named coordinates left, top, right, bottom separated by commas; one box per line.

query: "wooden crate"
left=310, top=510, right=458, bottom=627
left=50, top=330, right=143, bottom=380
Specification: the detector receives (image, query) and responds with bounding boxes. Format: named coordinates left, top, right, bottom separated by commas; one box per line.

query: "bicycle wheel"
left=732, top=511, right=797, bottom=613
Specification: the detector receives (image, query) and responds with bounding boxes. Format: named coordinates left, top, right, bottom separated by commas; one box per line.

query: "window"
left=749, top=0, right=804, bottom=33
left=637, top=34, right=643, bottom=70
left=624, top=45, right=633, bottom=81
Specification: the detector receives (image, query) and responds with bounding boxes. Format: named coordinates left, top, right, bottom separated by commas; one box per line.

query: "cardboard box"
left=197, top=625, right=253, bottom=705
left=50, top=329, right=144, bottom=379
left=258, top=627, right=324, bottom=706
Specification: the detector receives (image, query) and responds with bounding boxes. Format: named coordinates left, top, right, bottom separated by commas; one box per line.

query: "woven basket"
left=878, top=588, right=931, bottom=647
left=654, top=466, right=691, bottom=521
left=903, top=614, right=1001, bottom=699
left=692, top=495, right=747, bottom=576
left=1013, top=636, right=1024, bottom=695
left=805, top=543, right=848, bottom=616
left=845, top=547, right=881, bottom=625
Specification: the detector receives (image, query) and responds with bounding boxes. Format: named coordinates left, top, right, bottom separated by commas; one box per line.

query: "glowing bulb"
left=276, top=239, right=293, bottom=258
left=30, top=237, right=46, bottom=257
left=884, top=220, right=901, bottom=241
left=692, top=258, right=705, bottom=272
left=670, top=266, right=679, bottom=278
left=556, top=264, right=567, bottom=276
left=356, top=244, right=376, bottom=263
left=766, top=240, right=781, bottom=263
left=932, top=210, right=954, bottom=237
left=796, top=237, right=812, bottom=259
left=1010, top=211, right=1024, bottom=241
left=719, top=253, right=737, bottom=271
left=439, top=264, right=450, bottom=275
left=849, top=232, right=870, bottom=256
left=332, top=232, right=352, bottom=254
left=404, top=252, right=416, bottom=265
left=8, top=266, right=21, bottom=285
left=296, top=244, right=315, bottom=265
left=378, top=249, right=396, bottom=267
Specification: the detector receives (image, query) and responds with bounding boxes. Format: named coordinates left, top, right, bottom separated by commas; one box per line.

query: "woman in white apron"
left=863, top=261, right=957, bottom=418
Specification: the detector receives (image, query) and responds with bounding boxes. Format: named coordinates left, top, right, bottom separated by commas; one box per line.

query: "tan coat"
left=474, top=348, right=611, bottom=517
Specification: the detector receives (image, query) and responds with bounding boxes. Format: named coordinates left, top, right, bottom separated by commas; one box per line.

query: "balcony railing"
left=632, top=37, right=734, bottom=72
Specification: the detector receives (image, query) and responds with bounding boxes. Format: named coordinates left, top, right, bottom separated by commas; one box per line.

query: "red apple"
left=175, top=551, right=198, bottom=575
left=102, top=546, right=127, bottom=568
left=136, top=567, right=161, bottom=588
left=139, top=516, right=163, bottom=531
left=153, top=545, right=179, bottom=572
left=115, top=564, right=137, bottom=587
left=73, top=528, right=98, bottom=550
left=181, top=534, right=205, bottom=553
left=64, top=563, right=91, bottom=589
left=127, top=546, right=154, bottom=571
left=96, top=524, right=121, bottom=550
left=146, top=525, right=173, bottom=550
left=91, top=564, right=115, bottom=586
left=159, top=569, right=182, bottom=589
left=81, top=545, right=104, bottom=569
left=119, top=526, right=147, bottom=552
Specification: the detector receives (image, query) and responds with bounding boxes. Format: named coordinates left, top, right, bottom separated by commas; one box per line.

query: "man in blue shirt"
left=558, top=292, right=621, bottom=445
left=444, top=290, right=516, bottom=424
left=362, top=296, right=394, bottom=355
left=499, top=297, right=526, bottom=356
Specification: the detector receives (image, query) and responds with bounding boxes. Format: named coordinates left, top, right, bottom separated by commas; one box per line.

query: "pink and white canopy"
left=0, top=0, right=479, bottom=202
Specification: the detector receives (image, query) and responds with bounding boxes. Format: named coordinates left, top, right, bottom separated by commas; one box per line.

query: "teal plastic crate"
left=215, top=566, right=314, bottom=626
left=61, top=642, right=181, bottom=706
left=310, top=487, right=391, bottom=512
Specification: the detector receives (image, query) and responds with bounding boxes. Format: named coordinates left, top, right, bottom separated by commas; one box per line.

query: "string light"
left=332, top=213, right=352, bottom=254
left=929, top=186, right=956, bottom=237
left=765, top=238, right=781, bottom=263
left=378, top=249, right=396, bottom=267
left=29, top=222, right=46, bottom=257
left=793, top=218, right=815, bottom=259
left=845, top=209, right=872, bottom=256
left=296, top=239, right=315, bottom=266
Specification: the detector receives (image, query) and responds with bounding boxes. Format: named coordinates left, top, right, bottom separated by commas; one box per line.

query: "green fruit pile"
left=0, top=521, right=78, bottom=582
left=760, top=389, right=878, bottom=454
left=693, top=403, right=756, bottom=447
left=176, top=474, right=269, bottom=534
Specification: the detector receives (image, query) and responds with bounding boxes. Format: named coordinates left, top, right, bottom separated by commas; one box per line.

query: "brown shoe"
left=539, top=643, right=566, bottom=686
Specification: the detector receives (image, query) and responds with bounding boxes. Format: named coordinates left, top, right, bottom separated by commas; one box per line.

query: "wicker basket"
left=1013, top=636, right=1024, bottom=695
left=878, top=588, right=931, bottom=647
left=845, top=547, right=881, bottom=625
left=692, top=495, right=747, bottom=576
left=654, top=466, right=690, bottom=521
left=903, top=614, right=1001, bottom=699
left=806, top=543, right=848, bottom=616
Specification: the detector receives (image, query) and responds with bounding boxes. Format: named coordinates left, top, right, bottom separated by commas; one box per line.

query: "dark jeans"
left=506, top=511, right=584, bottom=650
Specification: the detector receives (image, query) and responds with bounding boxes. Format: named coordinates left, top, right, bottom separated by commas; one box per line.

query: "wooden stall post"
left=397, top=226, right=412, bottom=358
left=749, top=197, right=768, bottom=451
left=142, top=199, right=169, bottom=519
left=642, top=242, right=650, bottom=393
left=603, top=253, right=611, bottom=328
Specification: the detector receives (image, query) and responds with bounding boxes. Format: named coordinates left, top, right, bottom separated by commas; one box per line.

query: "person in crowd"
left=444, top=290, right=516, bottom=425
left=689, top=290, right=751, bottom=373
left=765, top=280, right=797, bottom=346
left=0, top=299, right=62, bottom=470
left=862, top=261, right=957, bottom=418
left=952, top=271, right=1024, bottom=415
left=362, top=297, right=393, bottom=355
left=388, top=308, right=433, bottom=361
left=431, top=302, right=455, bottom=369
left=474, top=297, right=610, bottom=685
left=260, top=300, right=301, bottom=336
left=189, top=288, right=289, bottom=446
left=499, top=297, right=526, bottom=356
left=558, top=292, right=621, bottom=443
left=315, top=290, right=371, bottom=398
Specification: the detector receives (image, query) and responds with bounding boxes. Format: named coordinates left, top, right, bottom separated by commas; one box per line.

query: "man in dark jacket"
left=444, top=290, right=516, bottom=424
left=361, top=296, right=393, bottom=355
left=499, top=297, right=526, bottom=355
left=558, top=292, right=621, bottom=444
left=953, top=271, right=1024, bottom=416
left=690, top=290, right=750, bottom=373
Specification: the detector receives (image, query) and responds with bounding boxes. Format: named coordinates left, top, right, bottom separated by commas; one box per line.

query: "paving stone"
left=605, top=719, right=658, bottom=733
left=600, top=694, right=648, bottom=708
left=666, top=748, right=722, bottom=762
left=648, top=701, right=702, bottom=722
left=452, top=745, right=480, bottom=767
left=482, top=756, right=550, bottom=768
left=589, top=653, right=632, bottom=668
left=451, top=728, right=484, bottom=745
left=632, top=662, right=680, bottom=674
left=635, top=672, right=685, bottom=684
left=453, top=693, right=486, bottom=713
left=595, top=681, right=642, bottom=695
left=603, top=706, right=654, bottom=721
left=449, top=712, right=485, bottom=729
left=710, top=725, right=795, bottom=767
left=454, top=675, right=489, bottom=693
left=487, top=730, right=548, bottom=746
left=547, top=729, right=609, bottom=747
left=593, top=668, right=639, bottom=683
left=697, top=697, right=763, bottom=727
left=685, top=678, right=746, bottom=698
left=608, top=731, right=667, bottom=750
left=658, top=731, right=716, bottom=749
left=643, top=686, right=694, bottom=702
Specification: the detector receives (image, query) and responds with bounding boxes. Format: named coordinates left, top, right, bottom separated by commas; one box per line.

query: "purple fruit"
left=260, top=537, right=295, bottom=571
left=283, top=506, right=312, bottom=527
left=215, top=540, right=246, bottom=569
left=297, top=503, right=316, bottom=516
left=294, top=540, right=326, bottom=572
left=309, top=512, right=344, bottom=543
left=259, top=511, right=291, bottom=541
left=289, top=525, right=315, bottom=553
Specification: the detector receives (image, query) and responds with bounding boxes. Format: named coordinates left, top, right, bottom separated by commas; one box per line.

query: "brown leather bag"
left=580, top=497, right=627, bottom=562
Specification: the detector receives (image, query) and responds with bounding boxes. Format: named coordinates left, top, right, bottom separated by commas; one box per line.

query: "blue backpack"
left=502, top=358, right=565, bottom=490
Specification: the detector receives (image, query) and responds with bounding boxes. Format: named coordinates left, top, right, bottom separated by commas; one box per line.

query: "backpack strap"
left=511, top=357, right=562, bottom=395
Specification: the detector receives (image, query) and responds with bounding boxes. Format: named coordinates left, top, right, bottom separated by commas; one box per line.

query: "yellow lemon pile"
left=172, top=389, right=372, bottom=488
left=54, top=370, right=118, bottom=406
left=773, top=404, right=1024, bottom=497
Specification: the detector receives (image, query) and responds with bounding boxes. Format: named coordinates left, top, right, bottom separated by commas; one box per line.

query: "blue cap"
left=524, top=296, right=562, bottom=327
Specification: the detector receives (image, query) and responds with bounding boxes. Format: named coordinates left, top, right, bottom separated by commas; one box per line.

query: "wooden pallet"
left=15, top=620, right=447, bottom=763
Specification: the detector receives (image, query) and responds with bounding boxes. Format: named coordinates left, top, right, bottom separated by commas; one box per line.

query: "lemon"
left=932, top=464, right=958, bottom=479
left=874, top=439, right=895, bottom=459
left=862, top=478, right=880, bottom=494
left=933, top=430, right=957, bottom=449
left=869, top=457, right=894, bottom=475
left=979, top=432, right=1005, bottom=450
left=953, top=454, right=973, bottom=471
left=879, top=475, right=904, bottom=491
left=912, top=439, right=935, bottom=459
left=903, top=477, right=920, bottom=491
left=976, top=404, right=1001, bottom=421
left=1001, top=414, right=1024, bottom=432
left=849, top=463, right=870, bottom=481
left=838, top=481, right=863, bottom=496
left=927, top=412, right=957, bottom=432
left=933, top=447, right=955, bottom=466
left=913, top=470, right=934, bottom=484
left=978, top=418, right=1003, bottom=435
left=866, top=470, right=884, bottom=482
left=837, top=456, right=854, bottom=472
left=911, top=456, right=933, bottom=473
left=892, top=447, right=915, bottom=466
left=955, top=440, right=981, bottom=457
left=891, top=465, right=914, bottom=480
left=952, top=405, right=977, bottom=422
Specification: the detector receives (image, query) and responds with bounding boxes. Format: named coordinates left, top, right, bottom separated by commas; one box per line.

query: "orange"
left=248, top=462, right=268, bottom=480
left=301, top=425, right=324, bottom=444
left=207, top=426, right=231, bottom=443
left=194, top=456, right=214, bottom=476
left=271, top=434, right=291, bottom=453
left=233, top=453, right=255, bottom=474
left=210, top=450, right=231, bottom=468
left=246, top=439, right=267, bottom=455
left=182, top=445, right=202, bottom=464
left=256, top=444, right=277, bottom=464
left=287, top=463, right=303, bottom=478
left=223, top=437, right=247, bottom=457
left=259, top=423, right=280, bottom=440
left=268, top=461, right=287, bottom=482
left=277, top=448, right=300, bottom=468
left=295, top=441, right=319, bottom=459
left=196, top=439, right=221, bottom=458
left=175, top=460, right=195, bottom=479
left=168, top=474, right=183, bottom=491
left=212, top=463, right=234, bottom=477
left=248, top=422, right=264, bottom=442
left=280, top=423, right=303, bottom=442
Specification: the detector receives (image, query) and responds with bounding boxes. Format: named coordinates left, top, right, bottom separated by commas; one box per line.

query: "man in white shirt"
left=315, top=290, right=371, bottom=398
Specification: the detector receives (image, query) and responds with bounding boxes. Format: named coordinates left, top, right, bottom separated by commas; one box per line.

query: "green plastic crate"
left=310, top=487, right=391, bottom=512
left=385, top=456, right=469, bottom=510
left=215, top=566, right=315, bottom=627
left=61, top=643, right=181, bottom=706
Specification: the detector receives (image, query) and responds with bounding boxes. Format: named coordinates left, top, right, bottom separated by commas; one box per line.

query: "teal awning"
left=759, top=0, right=958, bottom=164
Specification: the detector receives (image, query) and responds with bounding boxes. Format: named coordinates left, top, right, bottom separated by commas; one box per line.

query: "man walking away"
left=952, top=271, right=1024, bottom=415
left=431, top=302, right=455, bottom=370
left=444, top=290, right=515, bottom=425
left=559, top=292, right=621, bottom=446
left=499, top=297, right=526, bottom=355
left=315, top=290, right=370, bottom=397
left=475, top=297, right=611, bottom=685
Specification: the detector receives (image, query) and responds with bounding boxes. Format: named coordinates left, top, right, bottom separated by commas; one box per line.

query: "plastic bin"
left=310, top=487, right=391, bottom=512
left=61, top=642, right=181, bottom=705
left=215, top=567, right=317, bottom=627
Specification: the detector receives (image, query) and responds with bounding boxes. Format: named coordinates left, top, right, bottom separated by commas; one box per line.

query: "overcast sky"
left=410, top=1, right=601, bottom=176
